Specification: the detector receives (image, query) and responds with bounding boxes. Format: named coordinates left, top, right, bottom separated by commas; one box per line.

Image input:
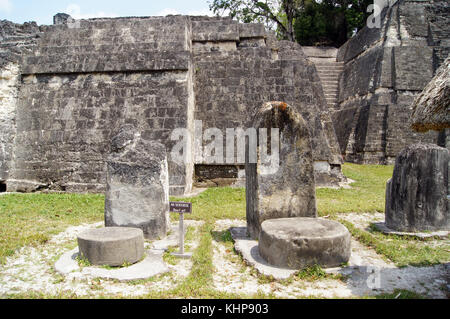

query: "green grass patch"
left=317, top=163, right=393, bottom=216
left=338, top=219, right=450, bottom=267
left=163, top=247, right=181, bottom=266
left=0, top=193, right=104, bottom=264
left=76, top=254, right=92, bottom=268
left=170, top=187, right=246, bottom=221
left=295, top=265, right=345, bottom=282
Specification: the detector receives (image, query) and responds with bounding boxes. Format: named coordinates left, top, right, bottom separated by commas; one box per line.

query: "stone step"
left=322, top=82, right=339, bottom=87
left=317, top=70, right=342, bottom=76
left=322, top=85, right=339, bottom=94
left=315, top=63, right=344, bottom=68
left=1, top=35, right=37, bottom=42
left=320, top=76, right=340, bottom=80
left=316, top=68, right=344, bottom=73
left=322, top=81, right=339, bottom=87
left=322, top=85, right=339, bottom=90
left=314, top=62, right=344, bottom=68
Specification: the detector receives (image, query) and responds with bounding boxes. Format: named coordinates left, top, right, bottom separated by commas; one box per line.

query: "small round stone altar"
left=77, top=227, right=145, bottom=267
left=259, top=218, right=351, bottom=269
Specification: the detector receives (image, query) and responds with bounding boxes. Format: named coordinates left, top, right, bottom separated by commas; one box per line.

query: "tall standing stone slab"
left=105, top=126, right=170, bottom=240
left=385, top=143, right=449, bottom=232
left=246, top=102, right=317, bottom=240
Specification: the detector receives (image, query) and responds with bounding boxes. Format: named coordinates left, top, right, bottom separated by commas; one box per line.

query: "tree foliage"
left=209, top=0, right=374, bottom=47
left=209, top=0, right=300, bottom=41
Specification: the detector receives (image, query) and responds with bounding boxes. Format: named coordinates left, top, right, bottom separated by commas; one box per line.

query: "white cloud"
left=157, top=8, right=213, bottom=17
left=0, top=0, right=12, bottom=13
left=66, top=4, right=118, bottom=19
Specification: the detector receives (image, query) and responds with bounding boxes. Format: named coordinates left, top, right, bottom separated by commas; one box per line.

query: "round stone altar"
left=259, top=218, right=351, bottom=269
left=77, top=227, right=145, bottom=267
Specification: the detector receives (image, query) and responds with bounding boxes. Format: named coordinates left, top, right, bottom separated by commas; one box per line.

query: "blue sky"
left=0, top=0, right=213, bottom=25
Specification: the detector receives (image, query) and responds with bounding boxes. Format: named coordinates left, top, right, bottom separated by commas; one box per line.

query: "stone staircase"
left=302, top=47, right=343, bottom=109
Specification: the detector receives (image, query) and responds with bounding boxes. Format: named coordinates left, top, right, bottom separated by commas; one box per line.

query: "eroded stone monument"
left=104, top=125, right=170, bottom=240
left=246, top=102, right=317, bottom=240
left=385, top=143, right=449, bottom=232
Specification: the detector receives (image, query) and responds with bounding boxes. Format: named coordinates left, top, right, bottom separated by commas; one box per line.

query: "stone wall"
left=0, top=15, right=344, bottom=194
left=334, top=0, right=448, bottom=164
left=0, top=20, right=40, bottom=183
left=192, top=17, right=343, bottom=186
left=2, top=16, right=195, bottom=195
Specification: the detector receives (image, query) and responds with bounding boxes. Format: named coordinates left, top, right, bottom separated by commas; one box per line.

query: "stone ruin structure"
left=383, top=55, right=449, bottom=233
left=0, top=14, right=344, bottom=196
left=328, top=0, right=449, bottom=164
left=246, top=102, right=351, bottom=269
left=0, top=0, right=448, bottom=196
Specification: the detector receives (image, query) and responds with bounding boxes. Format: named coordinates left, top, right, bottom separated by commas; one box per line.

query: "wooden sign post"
left=169, top=202, right=192, bottom=259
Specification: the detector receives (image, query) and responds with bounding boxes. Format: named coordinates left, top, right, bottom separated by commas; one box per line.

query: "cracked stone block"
left=105, top=125, right=170, bottom=240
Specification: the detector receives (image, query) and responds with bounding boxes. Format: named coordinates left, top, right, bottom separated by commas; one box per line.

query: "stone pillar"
left=385, top=143, right=449, bottom=232
left=105, top=125, right=170, bottom=240
left=246, top=102, right=317, bottom=240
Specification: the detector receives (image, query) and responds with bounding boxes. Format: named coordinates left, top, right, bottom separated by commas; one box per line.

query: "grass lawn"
left=0, top=194, right=104, bottom=264
left=0, top=163, right=448, bottom=299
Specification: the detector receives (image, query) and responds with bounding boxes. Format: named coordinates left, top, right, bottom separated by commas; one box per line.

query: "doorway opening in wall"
left=0, top=182, right=6, bottom=193
left=193, top=165, right=245, bottom=188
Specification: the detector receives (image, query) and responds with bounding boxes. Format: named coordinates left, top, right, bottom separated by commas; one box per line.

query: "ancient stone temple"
left=331, top=0, right=449, bottom=164
left=0, top=14, right=343, bottom=196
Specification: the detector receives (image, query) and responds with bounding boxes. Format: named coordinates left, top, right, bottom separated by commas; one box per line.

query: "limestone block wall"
left=0, top=15, right=345, bottom=194
left=191, top=17, right=344, bottom=186
left=4, top=16, right=195, bottom=195
left=334, top=0, right=448, bottom=164
left=0, top=20, right=41, bottom=183
left=0, top=62, right=20, bottom=182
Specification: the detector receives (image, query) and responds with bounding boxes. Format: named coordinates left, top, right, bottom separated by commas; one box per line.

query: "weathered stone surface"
left=53, top=13, right=71, bottom=25
left=104, top=125, right=170, bottom=240
left=1, top=14, right=344, bottom=195
left=411, top=56, right=450, bottom=133
left=259, top=218, right=351, bottom=269
left=192, top=21, right=344, bottom=187
left=77, top=227, right=145, bottom=266
left=246, top=102, right=317, bottom=240
left=335, top=0, right=448, bottom=164
left=385, top=143, right=449, bottom=232
left=230, top=227, right=297, bottom=280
